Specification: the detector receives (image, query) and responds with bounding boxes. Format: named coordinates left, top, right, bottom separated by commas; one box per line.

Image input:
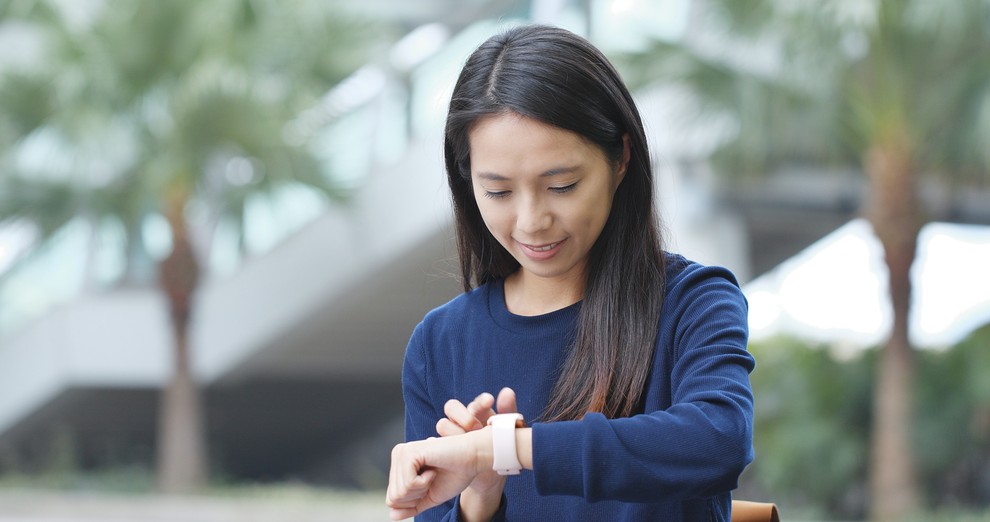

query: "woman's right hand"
left=436, top=388, right=517, bottom=520
left=386, top=428, right=491, bottom=520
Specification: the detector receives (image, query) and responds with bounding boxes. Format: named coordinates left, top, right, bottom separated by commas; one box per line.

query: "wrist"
left=459, top=427, right=506, bottom=522
left=459, top=485, right=505, bottom=522
left=472, top=426, right=495, bottom=475
left=514, top=427, right=533, bottom=470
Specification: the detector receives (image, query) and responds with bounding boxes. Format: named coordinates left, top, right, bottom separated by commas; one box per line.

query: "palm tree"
left=0, top=0, right=390, bottom=493
left=624, top=0, right=990, bottom=519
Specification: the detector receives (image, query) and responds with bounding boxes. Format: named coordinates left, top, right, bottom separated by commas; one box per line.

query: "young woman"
left=386, top=24, right=754, bottom=521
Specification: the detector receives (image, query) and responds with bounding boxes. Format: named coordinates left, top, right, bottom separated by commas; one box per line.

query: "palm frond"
left=0, top=175, right=82, bottom=238
left=626, top=0, right=990, bottom=182
left=621, top=36, right=857, bottom=177
left=0, top=0, right=397, bottom=288
left=0, top=71, right=56, bottom=141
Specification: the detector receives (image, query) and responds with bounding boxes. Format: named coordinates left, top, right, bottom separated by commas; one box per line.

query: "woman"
left=386, top=24, right=754, bottom=521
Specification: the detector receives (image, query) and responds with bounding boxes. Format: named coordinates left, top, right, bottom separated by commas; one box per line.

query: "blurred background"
left=0, top=0, right=988, bottom=520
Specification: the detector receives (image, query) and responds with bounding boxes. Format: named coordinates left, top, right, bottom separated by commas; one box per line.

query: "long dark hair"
left=444, top=24, right=666, bottom=421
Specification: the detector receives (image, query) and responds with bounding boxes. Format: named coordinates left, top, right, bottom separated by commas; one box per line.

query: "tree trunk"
left=865, top=143, right=922, bottom=521
left=155, top=192, right=208, bottom=493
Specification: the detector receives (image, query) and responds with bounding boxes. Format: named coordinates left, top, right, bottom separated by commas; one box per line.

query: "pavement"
left=0, top=488, right=396, bottom=522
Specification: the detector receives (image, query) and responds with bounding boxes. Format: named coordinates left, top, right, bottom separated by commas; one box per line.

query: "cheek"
left=475, top=200, right=512, bottom=241
left=573, top=191, right=612, bottom=235
left=471, top=185, right=495, bottom=230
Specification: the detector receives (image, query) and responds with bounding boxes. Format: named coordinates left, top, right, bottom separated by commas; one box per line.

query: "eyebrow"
left=475, top=165, right=581, bottom=181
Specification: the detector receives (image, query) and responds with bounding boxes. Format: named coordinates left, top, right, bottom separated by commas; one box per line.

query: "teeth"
left=529, top=242, right=559, bottom=252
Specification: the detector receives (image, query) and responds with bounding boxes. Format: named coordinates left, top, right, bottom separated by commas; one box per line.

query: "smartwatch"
left=487, top=413, right=525, bottom=475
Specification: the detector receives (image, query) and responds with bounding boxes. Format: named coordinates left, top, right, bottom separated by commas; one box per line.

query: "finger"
left=390, top=507, right=417, bottom=520
left=444, top=398, right=484, bottom=431
left=412, top=469, right=443, bottom=515
left=406, top=468, right=435, bottom=497
left=496, top=387, right=518, bottom=414
left=386, top=444, right=405, bottom=507
left=469, top=392, right=495, bottom=412
left=388, top=465, right=435, bottom=509
left=467, top=392, right=496, bottom=424
left=436, top=418, right=466, bottom=437
left=387, top=443, right=434, bottom=510
left=392, top=469, right=436, bottom=513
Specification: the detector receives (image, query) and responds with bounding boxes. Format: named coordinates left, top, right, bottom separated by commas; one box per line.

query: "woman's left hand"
left=437, top=389, right=517, bottom=490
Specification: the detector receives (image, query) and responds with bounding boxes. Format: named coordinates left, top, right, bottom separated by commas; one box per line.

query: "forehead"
left=468, top=113, right=604, bottom=175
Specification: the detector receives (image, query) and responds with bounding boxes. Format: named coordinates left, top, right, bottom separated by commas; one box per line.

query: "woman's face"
left=469, top=112, right=625, bottom=286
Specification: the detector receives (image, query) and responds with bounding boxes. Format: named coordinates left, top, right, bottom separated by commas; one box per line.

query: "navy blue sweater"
left=402, top=254, right=755, bottom=521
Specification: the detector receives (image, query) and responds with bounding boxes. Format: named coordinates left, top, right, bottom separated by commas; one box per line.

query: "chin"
left=520, top=264, right=573, bottom=280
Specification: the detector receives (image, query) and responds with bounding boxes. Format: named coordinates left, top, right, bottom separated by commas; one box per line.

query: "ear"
left=615, top=134, right=631, bottom=187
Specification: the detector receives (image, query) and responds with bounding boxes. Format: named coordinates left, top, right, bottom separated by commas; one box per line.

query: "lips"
left=517, top=238, right=566, bottom=260
left=526, top=241, right=561, bottom=252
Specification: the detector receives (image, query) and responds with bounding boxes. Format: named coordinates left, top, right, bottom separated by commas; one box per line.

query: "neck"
left=503, top=268, right=585, bottom=316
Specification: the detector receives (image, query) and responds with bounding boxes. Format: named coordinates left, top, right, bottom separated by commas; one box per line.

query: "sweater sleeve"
left=402, top=323, right=461, bottom=522
left=531, top=268, right=755, bottom=502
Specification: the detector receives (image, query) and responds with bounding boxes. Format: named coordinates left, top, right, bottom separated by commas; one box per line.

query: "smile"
left=517, top=239, right=566, bottom=261
left=526, top=241, right=561, bottom=252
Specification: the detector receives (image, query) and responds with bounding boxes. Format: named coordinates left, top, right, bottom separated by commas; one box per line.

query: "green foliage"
left=0, top=0, right=392, bottom=283
left=746, top=338, right=874, bottom=518
left=0, top=70, right=55, bottom=140
left=621, top=0, right=990, bottom=184
left=915, top=326, right=990, bottom=507
left=744, top=325, right=990, bottom=518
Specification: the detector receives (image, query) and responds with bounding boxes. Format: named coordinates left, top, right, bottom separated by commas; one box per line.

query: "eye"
left=549, top=182, right=578, bottom=194
left=483, top=190, right=510, bottom=199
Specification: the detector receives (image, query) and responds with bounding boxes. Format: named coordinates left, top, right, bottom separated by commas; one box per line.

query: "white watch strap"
left=487, top=413, right=524, bottom=475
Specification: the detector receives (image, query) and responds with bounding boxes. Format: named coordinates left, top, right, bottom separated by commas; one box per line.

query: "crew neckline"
left=487, top=279, right=581, bottom=333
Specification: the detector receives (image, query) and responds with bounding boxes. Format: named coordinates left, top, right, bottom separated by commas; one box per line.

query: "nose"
left=516, top=194, right=552, bottom=236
